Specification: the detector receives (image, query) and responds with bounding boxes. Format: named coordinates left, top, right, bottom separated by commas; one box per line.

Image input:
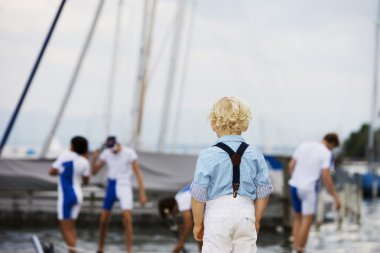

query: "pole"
left=130, top=0, right=150, bottom=148
left=158, top=0, right=186, bottom=151
left=0, top=0, right=67, bottom=158
left=171, top=0, right=197, bottom=150
left=368, top=0, right=380, bottom=164
left=40, top=0, right=105, bottom=158
left=368, top=0, right=380, bottom=199
left=105, top=0, right=124, bottom=137
left=132, top=0, right=157, bottom=150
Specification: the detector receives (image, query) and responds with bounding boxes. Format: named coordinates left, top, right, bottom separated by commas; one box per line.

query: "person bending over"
left=158, top=184, right=202, bottom=253
left=288, top=133, right=341, bottom=253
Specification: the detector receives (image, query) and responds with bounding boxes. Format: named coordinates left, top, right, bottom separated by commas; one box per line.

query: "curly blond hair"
left=209, top=97, right=252, bottom=134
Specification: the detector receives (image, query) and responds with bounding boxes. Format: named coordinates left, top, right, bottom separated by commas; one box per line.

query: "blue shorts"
left=290, top=183, right=319, bottom=215
left=103, top=179, right=133, bottom=210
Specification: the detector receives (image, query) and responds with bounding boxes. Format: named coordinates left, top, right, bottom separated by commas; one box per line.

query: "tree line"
left=342, top=124, right=380, bottom=160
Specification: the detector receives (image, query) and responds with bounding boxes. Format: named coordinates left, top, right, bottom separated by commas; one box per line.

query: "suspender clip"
left=232, top=183, right=240, bottom=198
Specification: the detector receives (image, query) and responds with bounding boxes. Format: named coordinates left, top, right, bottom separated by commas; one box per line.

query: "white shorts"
left=103, top=179, right=133, bottom=210
left=290, top=184, right=319, bottom=215
left=202, top=195, right=257, bottom=253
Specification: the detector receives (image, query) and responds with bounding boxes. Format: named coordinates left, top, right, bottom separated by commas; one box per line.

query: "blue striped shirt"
left=190, top=135, right=273, bottom=202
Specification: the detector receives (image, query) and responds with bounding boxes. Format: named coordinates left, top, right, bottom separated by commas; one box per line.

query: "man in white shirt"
left=158, top=184, right=202, bottom=253
left=49, top=136, right=90, bottom=253
left=288, top=133, right=341, bottom=253
left=92, top=136, right=147, bottom=253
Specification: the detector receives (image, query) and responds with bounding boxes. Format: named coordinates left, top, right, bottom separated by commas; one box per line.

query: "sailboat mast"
left=368, top=0, right=380, bottom=163
left=0, top=0, right=67, bottom=158
left=157, top=0, right=186, bottom=152
left=131, top=0, right=157, bottom=150
left=171, top=0, right=197, bottom=149
left=130, top=0, right=149, bottom=148
left=367, top=0, right=380, bottom=200
left=105, top=0, right=124, bottom=137
left=40, top=0, right=105, bottom=158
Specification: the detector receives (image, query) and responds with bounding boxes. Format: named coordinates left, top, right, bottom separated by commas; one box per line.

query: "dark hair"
left=158, top=197, right=177, bottom=219
left=71, top=136, right=88, bottom=155
left=105, top=136, right=117, bottom=148
left=323, top=133, right=340, bottom=147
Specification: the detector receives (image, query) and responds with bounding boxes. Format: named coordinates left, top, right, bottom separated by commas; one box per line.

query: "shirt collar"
left=215, top=135, right=246, bottom=144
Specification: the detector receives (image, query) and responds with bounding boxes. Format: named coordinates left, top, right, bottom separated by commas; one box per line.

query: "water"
left=1, top=201, right=379, bottom=253
left=305, top=200, right=380, bottom=253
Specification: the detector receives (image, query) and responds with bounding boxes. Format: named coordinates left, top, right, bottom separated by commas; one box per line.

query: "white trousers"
left=202, top=195, right=257, bottom=253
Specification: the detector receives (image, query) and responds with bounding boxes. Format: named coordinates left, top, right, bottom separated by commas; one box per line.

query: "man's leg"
left=98, top=179, right=117, bottom=252
left=59, top=219, right=76, bottom=253
left=197, top=241, right=203, bottom=253
left=97, top=210, right=112, bottom=253
left=294, top=185, right=318, bottom=252
left=292, top=212, right=302, bottom=250
left=122, top=210, right=133, bottom=253
left=295, top=214, right=314, bottom=252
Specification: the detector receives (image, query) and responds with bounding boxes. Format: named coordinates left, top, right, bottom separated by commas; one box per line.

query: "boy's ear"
left=210, top=122, right=217, bottom=132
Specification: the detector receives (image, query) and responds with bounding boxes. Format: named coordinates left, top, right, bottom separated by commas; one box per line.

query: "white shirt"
left=175, top=185, right=191, bottom=212
left=52, top=151, right=90, bottom=201
left=99, top=146, right=138, bottom=185
left=288, top=142, right=332, bottom=190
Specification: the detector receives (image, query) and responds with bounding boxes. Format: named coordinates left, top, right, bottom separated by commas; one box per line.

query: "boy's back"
left=194, top=135, right=272, bottom=202
left=190, top=97, right=273, bottom=253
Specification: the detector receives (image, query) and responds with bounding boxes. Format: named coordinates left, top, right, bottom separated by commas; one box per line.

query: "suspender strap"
left=214, top=142, right=249, bottom=198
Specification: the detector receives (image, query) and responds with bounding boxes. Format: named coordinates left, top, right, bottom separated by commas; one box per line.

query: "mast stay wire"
left=147, top=15, right=178, bottom=84
left=40, top=0, right=106, bottom=158
left=130, top=0, right=150, bottom=148
left=157, top=0, right=187, bottom=151
left=238, top=0, right=296, bottom=147
left=0, top=0, right=67, bottom=158
left=189, top=1, right=290, bottom=150
left=192, top=6, right=247, bottom=88
left=135, top=0, right=158, bottom=149
left=170, top=0, right=198, bottom=150
left=104, top=0, right=124, bottom=138
left=129, top=0, right=157, bottom=149
left=128, top=1, right=187, bottom=149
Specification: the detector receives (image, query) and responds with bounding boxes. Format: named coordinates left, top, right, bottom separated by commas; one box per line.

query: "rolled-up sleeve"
left=190, top=153, right=210, bottom=202
left=254, top=152, right=273, bottom=199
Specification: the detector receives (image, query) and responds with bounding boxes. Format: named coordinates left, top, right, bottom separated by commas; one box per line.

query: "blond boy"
left=190, top=97, right=272, bottom=253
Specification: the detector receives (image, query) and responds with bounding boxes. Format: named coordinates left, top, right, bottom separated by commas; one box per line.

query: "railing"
left=316, top=169, right=362, bottom=231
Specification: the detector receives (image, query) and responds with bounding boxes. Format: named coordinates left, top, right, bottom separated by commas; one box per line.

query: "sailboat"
left=345, top=0, right=380, bottom=198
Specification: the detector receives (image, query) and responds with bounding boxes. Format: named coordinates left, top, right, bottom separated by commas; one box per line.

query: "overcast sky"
left=0, top=0, right=378, bottom=155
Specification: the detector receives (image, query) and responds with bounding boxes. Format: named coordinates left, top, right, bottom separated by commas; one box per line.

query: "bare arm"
left=49, top=167, right=59, bottom=176
left=91, top=150, right=105, bottom=175
left=91, top=160, right=105, bottom=175
left=172, top=210, right=193, bottom=253
left=132, top=160, right=147, bottom=206
left=191, top=198, right=205, bottom=241
left=254, top=197, right=269, bottom=234
left=321, top=169, right=340, bottom=209
left=288, top=159, right=296, bottom=175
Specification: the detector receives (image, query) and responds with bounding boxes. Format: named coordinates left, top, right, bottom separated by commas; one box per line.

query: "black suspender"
left=213, top=142, right=249, bottom=198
